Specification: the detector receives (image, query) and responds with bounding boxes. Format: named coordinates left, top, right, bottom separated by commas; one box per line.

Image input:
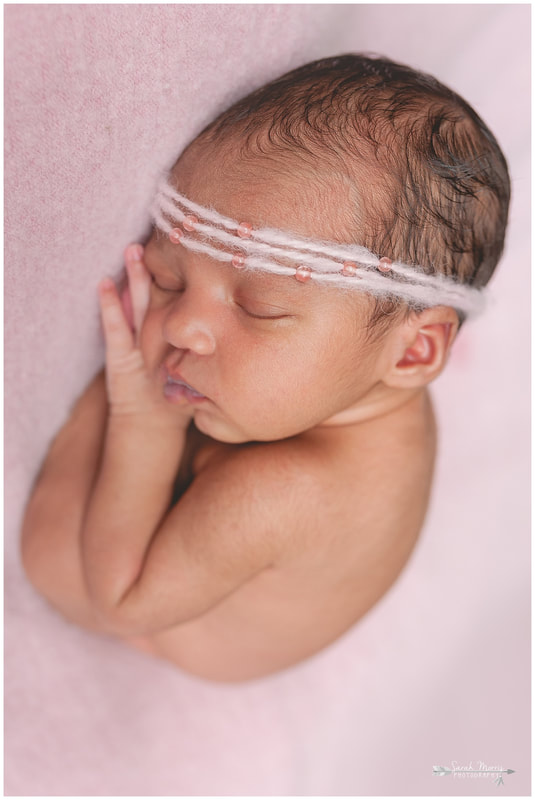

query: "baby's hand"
left=98, top=244, right=191, bottom=428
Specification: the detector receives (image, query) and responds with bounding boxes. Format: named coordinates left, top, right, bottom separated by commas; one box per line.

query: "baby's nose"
left=162, top=294, right=217, bottom=356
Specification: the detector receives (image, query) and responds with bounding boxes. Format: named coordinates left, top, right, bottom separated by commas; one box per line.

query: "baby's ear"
left=383, top=306, right=459, bottom=389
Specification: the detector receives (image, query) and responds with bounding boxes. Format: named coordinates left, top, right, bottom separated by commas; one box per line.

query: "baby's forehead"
left=153, top=133, right=486, bottom=319
left=172, top=140, right=361, bottom=245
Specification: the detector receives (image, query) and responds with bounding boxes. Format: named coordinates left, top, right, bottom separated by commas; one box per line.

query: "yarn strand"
left=150, top=177, right=485, bottom=316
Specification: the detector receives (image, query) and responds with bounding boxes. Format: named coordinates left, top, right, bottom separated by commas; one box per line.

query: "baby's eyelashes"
left=144, top=256, right=296, bottom=322
left=235, top=301, right=292, bottom=320
left=145, top=260, right=185, bottom=293
left=151, top=276, right=184, bottom=293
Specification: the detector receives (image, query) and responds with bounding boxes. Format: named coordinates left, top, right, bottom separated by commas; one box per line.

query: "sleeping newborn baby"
left=21, top=54, right=510, bottom=682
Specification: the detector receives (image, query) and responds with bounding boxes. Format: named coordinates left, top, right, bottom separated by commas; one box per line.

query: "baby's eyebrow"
left=236, top=271, right=315, bottom=303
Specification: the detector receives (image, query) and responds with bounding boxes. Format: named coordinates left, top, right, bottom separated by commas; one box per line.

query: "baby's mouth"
left=165, top=376, right=205, bottom=399
left=160, top=367, right=207, bottom=404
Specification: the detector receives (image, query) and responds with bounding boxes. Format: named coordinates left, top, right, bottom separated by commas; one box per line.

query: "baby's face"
left=140, top=143, right=398, bottom=443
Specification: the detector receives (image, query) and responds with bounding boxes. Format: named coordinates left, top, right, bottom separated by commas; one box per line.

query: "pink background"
left=5, top=4, right=530, bottom=796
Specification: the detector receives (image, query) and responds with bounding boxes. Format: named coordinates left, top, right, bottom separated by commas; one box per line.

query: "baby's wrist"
left=107, top=402, right=193, bottom=434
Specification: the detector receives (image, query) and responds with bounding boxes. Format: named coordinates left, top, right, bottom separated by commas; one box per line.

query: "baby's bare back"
left=127, top=390, right=436, bottom=682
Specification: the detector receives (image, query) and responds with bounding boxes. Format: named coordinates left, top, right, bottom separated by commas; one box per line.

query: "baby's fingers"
left=98, top=278, right=136, bottom=361
left=124, top=244, right=151, bottom=344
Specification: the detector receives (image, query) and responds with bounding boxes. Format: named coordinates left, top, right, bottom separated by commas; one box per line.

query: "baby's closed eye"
left=145, top=258, right=185, bottom=293
left=151, top=275, right=184, bottom=293
left=235, top=296, right=293, bottom=320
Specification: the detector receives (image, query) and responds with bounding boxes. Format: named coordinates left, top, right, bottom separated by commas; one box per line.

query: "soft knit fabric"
left=151, top=178, right=486, bottom=315
left=5, top=5, right=530, bottom=795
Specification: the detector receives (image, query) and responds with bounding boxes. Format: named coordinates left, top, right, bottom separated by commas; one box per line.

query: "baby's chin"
left=192, top=410, right=291, bottom=445
left=192, top=411, right=253, bottom=444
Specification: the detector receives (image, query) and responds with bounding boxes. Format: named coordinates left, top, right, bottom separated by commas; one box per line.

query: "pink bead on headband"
left=149, top=176, right=485, bottom=317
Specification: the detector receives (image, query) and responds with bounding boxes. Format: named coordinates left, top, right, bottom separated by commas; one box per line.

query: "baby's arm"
left=20, top=367, right=110, bottom=630
left=20, top=248, right=187, bottom=632
left=76, top=248, right=291, bottom=636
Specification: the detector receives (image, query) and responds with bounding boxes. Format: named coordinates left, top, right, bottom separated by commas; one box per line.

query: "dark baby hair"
left=194, top=54, right=510, bottom=326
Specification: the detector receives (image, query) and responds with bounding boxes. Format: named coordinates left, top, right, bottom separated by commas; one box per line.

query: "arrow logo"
left=433, top=766, right=515, bottom=785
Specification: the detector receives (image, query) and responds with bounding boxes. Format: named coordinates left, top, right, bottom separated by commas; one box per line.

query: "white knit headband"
left=149, top=177, right=485, bottom=317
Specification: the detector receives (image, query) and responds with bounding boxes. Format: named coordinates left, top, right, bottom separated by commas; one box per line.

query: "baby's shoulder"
left=187, top=393, right=435, bottom=548
left=177, top=396, right=435, bottom=585
left=193, top=431, right=333, bottom=500
left=189, top=428, right=343, bottom=518
left=189, top=426, right=371, bottom=536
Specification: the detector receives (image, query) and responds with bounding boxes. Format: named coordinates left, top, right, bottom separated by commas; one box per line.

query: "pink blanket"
left=5, top=5, right=530, bottom=795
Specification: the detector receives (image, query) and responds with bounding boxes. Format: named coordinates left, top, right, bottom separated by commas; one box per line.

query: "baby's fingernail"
left=126, top=244, right=143, bottom=262
left=99, top=277, right=114, bottom=292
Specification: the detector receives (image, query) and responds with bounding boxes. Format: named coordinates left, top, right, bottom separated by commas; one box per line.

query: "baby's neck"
left=318, top=385, right=428, bottom=428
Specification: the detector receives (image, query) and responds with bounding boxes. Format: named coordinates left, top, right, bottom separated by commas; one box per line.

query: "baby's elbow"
left=82, top=578, right=154, bottom=637
left=20, top=519, right=47, bottom=594
left=19, top=486, right=58, bottom=594
left=93, top=584, right=211, bottom=638
left=92, top=603, right=169, bottom=639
